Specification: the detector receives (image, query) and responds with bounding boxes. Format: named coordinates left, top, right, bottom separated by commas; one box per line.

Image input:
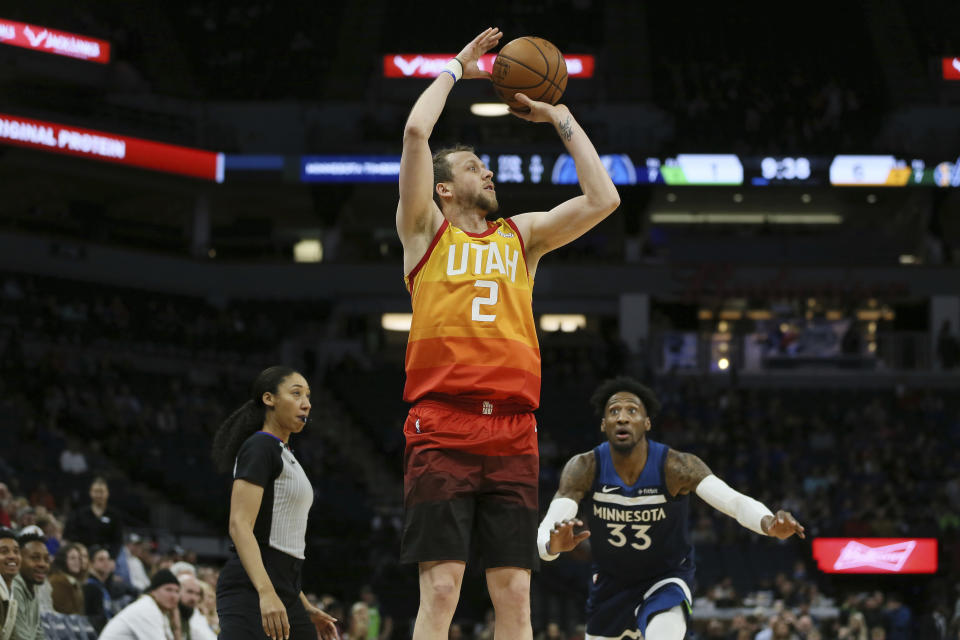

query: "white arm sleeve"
left=695, top=474, right=773, bottom=536
left=536, top=497, right=579, bottom=561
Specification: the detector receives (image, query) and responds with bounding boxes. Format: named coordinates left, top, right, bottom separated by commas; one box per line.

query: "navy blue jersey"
left=586, top=440, right=694, bottom=584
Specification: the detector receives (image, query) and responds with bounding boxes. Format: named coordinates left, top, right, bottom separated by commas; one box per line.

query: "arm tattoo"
left=665, top=450, right=712, bottom=496
left=557, top=116, right=574, bottom=141
left=556, top=452, right=595, bottom=502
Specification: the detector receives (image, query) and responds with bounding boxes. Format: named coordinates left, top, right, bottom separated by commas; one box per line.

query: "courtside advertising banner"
left=0, top=113, right=224, bottom=182
left=813, top=538, right=938, bottom=574
left=384, top=53, right=595, bottom=78
left=0, top=18, right=110, bottom=63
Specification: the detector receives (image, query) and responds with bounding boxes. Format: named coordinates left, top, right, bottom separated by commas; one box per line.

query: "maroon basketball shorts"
left=401, top=399, right=539, bottom=569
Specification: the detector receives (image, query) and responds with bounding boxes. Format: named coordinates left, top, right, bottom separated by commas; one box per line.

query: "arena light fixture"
left=470, top=103, right=510, bottom=117
left=650, top=213, right=841, bottom=224
left=293, top=239, right=323, bottom=263
left=381, top=313, right=412, bottom=332
left=539, top=314, right=586, bottom=333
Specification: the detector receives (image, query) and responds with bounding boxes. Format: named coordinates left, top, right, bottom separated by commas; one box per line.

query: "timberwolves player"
left=538, top=377, right=804, bottom=640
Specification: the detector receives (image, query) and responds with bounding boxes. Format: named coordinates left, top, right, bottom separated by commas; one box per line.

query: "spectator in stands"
left=14, top=507, right=36, bottom=530
left=59, top=439, right=90, bottom=475
left=84, top=545, right=139, bottom=633
left=196, top=580, right=219, bottom=636
left=177, top=573, right=216, bottom=640
left=170, top=560, right=196, bottom=579
left=48, top=543, right=85, bottom=614
left=0, top=486, right=11, bottom=529
left=99, top=568, right=182, bottom=640
left=0, top=527, right=20, bottom=640
left=11, top=528, right=48, bottom=640
left=359, top=584, right=393, bottom=640
left=36, top=513, right=63, bottom=557
left=347, top=600, right=370, bottom=640
left=27, top=484, right=55, bottom=513
left=883, top=593, right=912, bottom=640
left=64, top=476, right=124, bottom=556
left=837, top=611, right=869, bottom=640
left=115, top=533, right=151, bottom=591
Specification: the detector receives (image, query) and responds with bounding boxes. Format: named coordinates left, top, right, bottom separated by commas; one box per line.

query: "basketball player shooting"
left=539, top=377, right=805, bottom=640
left=396, top=27, right=620, bottom=640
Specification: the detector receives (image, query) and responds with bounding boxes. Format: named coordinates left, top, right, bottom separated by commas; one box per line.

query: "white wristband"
left=695, top=474, right=773, bottom=536
left=443, top=57, right=463, bottom=82
left=537, top=497, right=578, bottom=561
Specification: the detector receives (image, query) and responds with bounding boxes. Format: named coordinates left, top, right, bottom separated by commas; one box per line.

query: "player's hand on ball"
left=456, top=27, right=503, bottom=80
left=762, top=510, right=805, bottom=540
left=509, top=94, right=569, bottom=123
left=549, top=518, right=590, bottom=553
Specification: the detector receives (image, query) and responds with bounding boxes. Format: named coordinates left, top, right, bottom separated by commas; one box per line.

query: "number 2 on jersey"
left=472, top=280, right=498, bottom=322
left=606, top=523, right=652, bottom=550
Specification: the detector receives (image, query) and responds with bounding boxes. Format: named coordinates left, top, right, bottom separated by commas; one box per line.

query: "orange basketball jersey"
left=403, top=218, right=541, bottom=409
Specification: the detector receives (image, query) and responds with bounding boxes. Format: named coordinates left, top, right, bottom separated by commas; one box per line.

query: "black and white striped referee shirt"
left=232, top=431, right=313, bottom=559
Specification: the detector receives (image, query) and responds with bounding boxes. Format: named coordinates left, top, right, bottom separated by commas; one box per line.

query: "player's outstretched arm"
left=509, top=96, right=620, bottom=267
left=537, top=452, right=594, bottom=560
left=665, top=449, right=805, bottom=540
left=397, top=27, right=502, bottom=251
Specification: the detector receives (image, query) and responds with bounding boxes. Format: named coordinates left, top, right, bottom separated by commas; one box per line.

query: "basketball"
left=492, top=36, right=568, bottom=112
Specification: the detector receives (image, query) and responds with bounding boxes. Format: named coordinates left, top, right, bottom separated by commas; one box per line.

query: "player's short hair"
left=17, top=529, right=46, bottom=548
left=590, top=376, right=661, bottom=418
left=432, top=144, right=475, bottom=210
left=0, top=527, right=16, bottom=542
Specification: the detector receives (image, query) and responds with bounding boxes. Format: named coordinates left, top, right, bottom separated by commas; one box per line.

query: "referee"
left=212, top=365, right=337, bottom=640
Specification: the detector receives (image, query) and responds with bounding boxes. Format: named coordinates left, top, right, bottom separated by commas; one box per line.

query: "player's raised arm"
left=537, top=452, right=595, bottom=561
left=396, top=28, right=502, bottom=253
left=665, top=449, right=805, bottom=540
left=508, top=96, right=620, bottom=270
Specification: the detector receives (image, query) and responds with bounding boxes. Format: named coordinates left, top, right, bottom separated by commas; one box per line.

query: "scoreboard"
left=283, top=153, right=960, bottom=187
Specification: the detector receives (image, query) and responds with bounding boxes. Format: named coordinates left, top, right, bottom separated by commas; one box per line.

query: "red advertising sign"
left=943, top=57, right=960, bottom=80
left=0, top=18, right=110, bottom=63
left=384, top=53, right=595, bottom=78
left=0, top=113, right=223, bottom=182
left=813, top=538, right=938, bottom=574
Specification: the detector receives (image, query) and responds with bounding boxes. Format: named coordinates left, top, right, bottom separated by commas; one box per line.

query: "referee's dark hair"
left=590, top=376, right=661, bottom=419
left=212, top=365, right=299, bottom=473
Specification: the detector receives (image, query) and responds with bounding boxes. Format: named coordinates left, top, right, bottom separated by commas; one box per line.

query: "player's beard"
left=475, top=189, right=499, bottom=214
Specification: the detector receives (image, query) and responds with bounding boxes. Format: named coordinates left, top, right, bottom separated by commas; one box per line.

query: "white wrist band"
left=537, top=497, right=578, bottom=561
left=695, top=474, right=773, bottom=536
left=443, top=58, right=463, bottom=82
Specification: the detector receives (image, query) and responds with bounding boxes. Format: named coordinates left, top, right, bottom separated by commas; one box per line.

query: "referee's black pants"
left=217, top=546, right=314, bottom=640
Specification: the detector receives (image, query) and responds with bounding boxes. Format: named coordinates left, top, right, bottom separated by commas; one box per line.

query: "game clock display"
left=747, top=156, right=827, bottom=185
left=243, top=153, right=960, bottom=187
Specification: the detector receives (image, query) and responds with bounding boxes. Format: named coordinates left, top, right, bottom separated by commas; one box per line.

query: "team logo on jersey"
left=497, top=229, right=515, bottom=239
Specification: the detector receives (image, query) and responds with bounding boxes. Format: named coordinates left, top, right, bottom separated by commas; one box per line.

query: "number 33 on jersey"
left=402, top=218, right=541, bottom=409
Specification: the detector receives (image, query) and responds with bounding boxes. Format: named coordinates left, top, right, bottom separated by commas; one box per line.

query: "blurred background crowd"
left=1, top=0, right=960, bottom=638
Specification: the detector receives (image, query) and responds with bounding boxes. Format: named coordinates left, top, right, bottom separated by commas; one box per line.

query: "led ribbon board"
left=0, top=18, right=110, bottom=63
left=384, top=54, right=594, bottom=78
left=0, top=113, right=224, bottom=182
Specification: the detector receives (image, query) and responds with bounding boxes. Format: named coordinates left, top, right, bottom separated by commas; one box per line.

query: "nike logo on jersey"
left=600, top=485, right=620, bottom=493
